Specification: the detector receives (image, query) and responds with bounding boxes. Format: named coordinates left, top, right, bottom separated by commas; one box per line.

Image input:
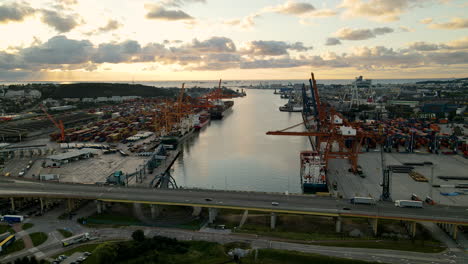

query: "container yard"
left=1, top=82, right=241, bottom=187
left=270, top=73, right=468, bottom=207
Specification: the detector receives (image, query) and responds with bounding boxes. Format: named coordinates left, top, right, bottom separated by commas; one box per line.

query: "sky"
left=0, top=0, right=467, bottom=81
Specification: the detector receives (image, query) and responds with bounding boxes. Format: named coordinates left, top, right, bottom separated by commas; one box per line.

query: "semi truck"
left=350, top=197, right=375, bottom=205
left=62, top=232, right=90, bottom=247
left=1, top=215, right=24, bottom=223
left=394, top=200, right=423, bottom=208
left=0, top=235, right=15, bottom=253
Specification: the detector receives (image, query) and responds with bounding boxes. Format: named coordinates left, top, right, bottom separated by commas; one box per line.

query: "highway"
left=0, top=179, right=467, bottom=225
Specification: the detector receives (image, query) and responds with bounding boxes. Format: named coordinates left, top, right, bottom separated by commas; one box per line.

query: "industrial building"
left=44, top=149, right=98, bottom=167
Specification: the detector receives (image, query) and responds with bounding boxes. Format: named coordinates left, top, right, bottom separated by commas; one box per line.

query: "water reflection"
left=172, top=89, right=310, bottom=193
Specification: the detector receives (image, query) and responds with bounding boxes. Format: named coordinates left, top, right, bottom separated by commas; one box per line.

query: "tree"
left=132, top=229, right=145, bottom=242
left=95, top=242, right=119, bottom=264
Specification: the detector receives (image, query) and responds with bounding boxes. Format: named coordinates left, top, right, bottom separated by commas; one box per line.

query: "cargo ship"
left=300, top=151, right=328, bottom=193
left=194, top=111, right=210, bottom=130
left=209, top=100, right=234, bottom=120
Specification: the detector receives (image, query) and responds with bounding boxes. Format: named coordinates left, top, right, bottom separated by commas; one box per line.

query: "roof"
left=47, top=148, right=97, bottom=161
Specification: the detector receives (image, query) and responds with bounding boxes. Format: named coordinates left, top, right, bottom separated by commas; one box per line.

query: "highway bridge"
left=0, top=179, right=467, bottom=238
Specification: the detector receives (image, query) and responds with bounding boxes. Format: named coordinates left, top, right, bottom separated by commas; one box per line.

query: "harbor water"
left=172, top=89, right=310, bottom=193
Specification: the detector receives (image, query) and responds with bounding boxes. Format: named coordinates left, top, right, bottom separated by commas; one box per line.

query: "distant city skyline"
left=0, top=0, right=467, bottom=81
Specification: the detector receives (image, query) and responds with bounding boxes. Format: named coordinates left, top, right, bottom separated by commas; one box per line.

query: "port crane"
left=267, top=73, right=382, bottom=173
left=40, top=104, right=65, bottom=142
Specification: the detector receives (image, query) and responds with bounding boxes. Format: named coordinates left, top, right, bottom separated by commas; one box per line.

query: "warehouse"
left=44, top=149, right=98, bottom=167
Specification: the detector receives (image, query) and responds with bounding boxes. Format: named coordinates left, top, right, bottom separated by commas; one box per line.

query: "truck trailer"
left=350, top=197, right=376, bottom=205
left=394, top=200, right=423, bottom=208
left=1, top=215, right=24, bottom=223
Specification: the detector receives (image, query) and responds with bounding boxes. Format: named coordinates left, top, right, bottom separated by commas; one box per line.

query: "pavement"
left=328, top=151, right=468, bottom=207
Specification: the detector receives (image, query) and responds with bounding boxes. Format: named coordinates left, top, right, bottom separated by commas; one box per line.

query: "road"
left=1, top=224, right=465, bottom=264
left=0, top=179, right=467, bottom=225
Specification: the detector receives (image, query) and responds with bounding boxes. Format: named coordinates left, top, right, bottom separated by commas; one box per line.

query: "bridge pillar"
left=270, top=212, right=277, bottom=230
left=208, top=208, right=218, bottom=224
left=239, top=210, right=249, bottom=228
left=192, top=207, right=202, bottom=217
left=40, top=198, right=44, bottom=214
left=96, top=200, right=102, bottom=214
left=150, top=204, right=160, bottom=219
left=409, top=222, right=417, bottom=238
left=370, top=218, right=378, bottom=236
left=335, top=217, right=342, bottom=233
left=452, top=225, right=458, bottom=240
left=67, top=199, right=73, bottom=213
left=10, top=198, right=15, bottom=211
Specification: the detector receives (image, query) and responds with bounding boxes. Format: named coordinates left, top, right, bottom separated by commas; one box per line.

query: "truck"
left=1, top=215, right=24, bottom=223
left=62, top=232, right=90, bottom=247
left=350, top=197, right=375, bottom=205
left=394, top=200, right=423, bottom=208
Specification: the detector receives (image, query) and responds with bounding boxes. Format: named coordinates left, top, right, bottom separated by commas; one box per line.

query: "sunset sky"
left=0, top=0, right=467, bottom=81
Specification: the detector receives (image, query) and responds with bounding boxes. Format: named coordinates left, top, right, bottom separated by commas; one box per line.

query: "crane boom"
left=40, top=104, right=65, bottom=141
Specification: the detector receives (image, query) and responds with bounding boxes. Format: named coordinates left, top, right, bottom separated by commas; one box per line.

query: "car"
left=26, top=165, right=31, bottom=170
left=205, top=198, right=213, bottom=202
left=271, top=202, right=279, bottom=206
left=342, top=207, right=351, bottom=211
left=18, top=170, right=25, bottom=177
left=83, top=252, right=92, bottom=256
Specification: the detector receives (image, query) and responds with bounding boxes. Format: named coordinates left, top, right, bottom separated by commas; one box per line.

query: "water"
left=171, top=89, right=310, bottom=193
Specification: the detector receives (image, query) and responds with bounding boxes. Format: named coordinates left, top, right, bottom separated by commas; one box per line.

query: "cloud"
left=325, top=38, right=342, bottom=46
left=94, top=40, right=141, bottom=63
left=0, top=2, right=35, bottom=24
left=56, top=0, right=78, bottom=5
left=223, top=13, right=260, bottom=30
left=420, top=17, right=433, bottom=24
left=160, top=0, right=206, bottom=7
left=427, top=17, right=468, bottom=29
left=40, top=9, right=80, bottom=32
left=334, top=27, right=394, bottom=40
left=190, top=37, right=236, bottom=53
left=264, top=1, right=315, bottom=15
left=21, top=35, right=93, bottom=66
left=145, top=4, right=193, bottom=21
left=242, top=41, right=312, bottom=56
left=1, top=35, right=467, bottom=77
left=97, top=19, right=122, bottom=33
left=445, top=36, right=468, bottom=50
left=398, top=26, right=414, bottom=32
left=339, top=0, right=425, bottom=22
left=408, top=41, right=440, bottom=51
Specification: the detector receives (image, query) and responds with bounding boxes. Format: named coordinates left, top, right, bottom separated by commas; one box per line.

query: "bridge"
left=0, top=179, right=467, bottom=238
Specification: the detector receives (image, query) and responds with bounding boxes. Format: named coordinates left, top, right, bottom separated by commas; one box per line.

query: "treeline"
left=50, top=83, right=178, bottom=98
left=416, top=77, right=468, bottom=84
left=5, top=256, right=46, bottom=264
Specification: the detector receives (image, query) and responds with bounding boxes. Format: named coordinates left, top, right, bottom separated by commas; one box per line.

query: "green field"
left=242, top=249, right=380, bottom=264
left=0, top=224, right=15, bottom=234
left=0, top=238, right=25, bottom=256
left=57, top=229, right=73, bottom=238
left=30, top=232, right=48, bottom=247
left=53, top=236, right=387, bottom=264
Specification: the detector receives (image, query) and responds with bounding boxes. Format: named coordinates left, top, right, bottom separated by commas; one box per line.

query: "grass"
left=313, top=240, right=446, bottom=253
left=242, top=249, right=381, bottom=264
left=0, top=224, right=15, bottom=234
left=22, top=223, right=34, bottom=230
left=0, top=238, right=24, bottom=256
left=84, top=213, right=142, bottom=226
left=30, top=232, right=48, bottom=247
left=52, top=243, right=101, bottom=259
left=57, top=228, right=73, bottom=238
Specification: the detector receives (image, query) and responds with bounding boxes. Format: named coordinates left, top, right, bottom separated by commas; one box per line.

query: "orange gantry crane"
left=266, top=73, right=381, bottom=173
left=40, top=104, right=65, bottom=142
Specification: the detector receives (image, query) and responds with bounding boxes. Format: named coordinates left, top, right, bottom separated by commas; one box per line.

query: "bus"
left=61, top=233, right=90, bottom=247
left=0, top=235, right=16, bottom=253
